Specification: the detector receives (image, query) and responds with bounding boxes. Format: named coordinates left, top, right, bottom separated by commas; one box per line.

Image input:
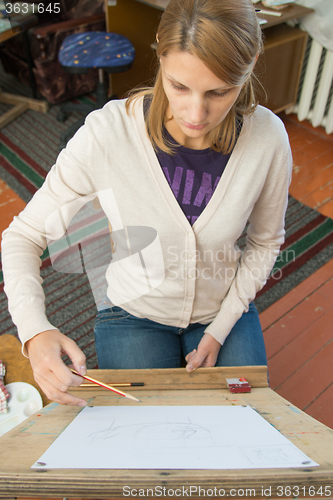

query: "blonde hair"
left=126, top=0, right=263, bottom=154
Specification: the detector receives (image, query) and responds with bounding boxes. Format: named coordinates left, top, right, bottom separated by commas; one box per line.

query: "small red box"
left=226, top=377, right=251, bottom=393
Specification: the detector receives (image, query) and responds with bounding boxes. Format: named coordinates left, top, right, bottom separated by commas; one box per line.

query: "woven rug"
left=1, top=68, right=333, bottom=369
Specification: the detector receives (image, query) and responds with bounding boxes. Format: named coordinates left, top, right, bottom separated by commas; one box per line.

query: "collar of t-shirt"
left=156, top=129, right=231, bottom=225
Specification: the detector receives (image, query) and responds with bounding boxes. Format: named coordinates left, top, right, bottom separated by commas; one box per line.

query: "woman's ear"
left=156, top=33, right=159, bottom=43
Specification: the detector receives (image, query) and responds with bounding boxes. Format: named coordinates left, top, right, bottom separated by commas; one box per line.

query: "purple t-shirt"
left=156, top=129, right=231, bottom=225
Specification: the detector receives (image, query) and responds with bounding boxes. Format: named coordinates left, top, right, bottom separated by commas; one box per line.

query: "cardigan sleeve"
left=205, top=129, right=293, bottom=345
left=1, top=118, right=98, bottom=355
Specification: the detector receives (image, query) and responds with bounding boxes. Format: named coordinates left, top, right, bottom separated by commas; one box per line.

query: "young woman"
left=1, top=0, right=292, bottom=406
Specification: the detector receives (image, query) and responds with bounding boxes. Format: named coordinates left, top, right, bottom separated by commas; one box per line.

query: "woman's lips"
left=183, top=121, right=207, bottom=130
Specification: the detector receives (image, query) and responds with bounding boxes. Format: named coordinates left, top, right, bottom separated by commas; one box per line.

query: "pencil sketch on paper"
left=243, top=444, right=310, bottom=465
left=88, top=418, right=214, bottom=449
left=246, top=447, right=290, bottom=464
left=31, top=406, right=319, bottom=470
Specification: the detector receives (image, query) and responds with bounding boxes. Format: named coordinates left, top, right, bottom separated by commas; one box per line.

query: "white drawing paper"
left=32, top=405, right=318, bottom=469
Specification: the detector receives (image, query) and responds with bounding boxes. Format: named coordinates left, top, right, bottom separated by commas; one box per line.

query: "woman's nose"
left=187, top=97, right=207, bottom=124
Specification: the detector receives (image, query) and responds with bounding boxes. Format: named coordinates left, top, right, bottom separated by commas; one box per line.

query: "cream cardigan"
left=1, top=98, right=292, bottom=352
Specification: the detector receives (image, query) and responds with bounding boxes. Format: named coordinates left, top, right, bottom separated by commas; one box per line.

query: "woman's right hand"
left=25, top=330, right=88, bottom=406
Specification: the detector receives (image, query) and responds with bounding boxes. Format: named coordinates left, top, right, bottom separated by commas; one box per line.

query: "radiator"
left=287, top=36, right=333, bottom=134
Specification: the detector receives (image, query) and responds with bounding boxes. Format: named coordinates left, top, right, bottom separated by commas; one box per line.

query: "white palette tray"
left=0, top=382, right=43, bottom=436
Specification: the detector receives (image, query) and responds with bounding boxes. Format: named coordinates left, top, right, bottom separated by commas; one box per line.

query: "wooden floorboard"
left=0, top=178, right=26, bottom=249
left=260, top=258, right=333, bottom=330
left=261, top=114, right=333, bottom=429
left=281, top=113, right=333, bottom=218
left=263, top=273, right=333, bottom=360
left=267, top=291, right=333, bottom=387
left=306, top=381, right=333, bottom=425
left=263, top=285, right=333, bottom=428
left=276, top=339, right=333, bottom=410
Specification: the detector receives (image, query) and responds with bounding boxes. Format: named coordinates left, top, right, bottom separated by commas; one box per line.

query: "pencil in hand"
left=70, top=369, right=141, bottom=402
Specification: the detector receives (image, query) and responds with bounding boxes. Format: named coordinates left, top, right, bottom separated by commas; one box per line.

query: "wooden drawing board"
left=0, top=366, right=332, bottom=499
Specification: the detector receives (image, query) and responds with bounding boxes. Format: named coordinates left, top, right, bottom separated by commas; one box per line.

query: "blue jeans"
left=94, top=302, right=267, bottom=369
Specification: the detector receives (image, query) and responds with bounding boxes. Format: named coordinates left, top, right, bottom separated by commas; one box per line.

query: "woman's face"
left=160, top=51, right=243, bottom=150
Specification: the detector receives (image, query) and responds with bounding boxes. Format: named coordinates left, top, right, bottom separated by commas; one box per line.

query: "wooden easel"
left=0, top=88, right=48, bottom=129
left=0, top=366, right=332, bottom=498
left=0, top=15, right=49, bottom=129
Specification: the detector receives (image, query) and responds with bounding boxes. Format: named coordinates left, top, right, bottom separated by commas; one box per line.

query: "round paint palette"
left=0, top=382, right=43, bottom=436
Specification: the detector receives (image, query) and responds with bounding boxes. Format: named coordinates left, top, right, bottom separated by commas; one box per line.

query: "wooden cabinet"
left=105, top=0, right=162, bottom=97
left=256, top=24, right=308, bottom=113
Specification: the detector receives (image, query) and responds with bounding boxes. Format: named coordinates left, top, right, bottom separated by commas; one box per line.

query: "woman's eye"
left=170, top=82, right=231, bottom=97
left=210, top=90, right=229, bottom=98
left=171, top=83, right=187, bottom=91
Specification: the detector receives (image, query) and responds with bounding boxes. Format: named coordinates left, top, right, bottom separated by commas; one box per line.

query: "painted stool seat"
left=59, top=31, right=135, bottom=72
left=57, top=31, right=135, bottom=149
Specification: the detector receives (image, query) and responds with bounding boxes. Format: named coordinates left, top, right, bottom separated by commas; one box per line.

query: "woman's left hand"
left=185, top=332, right=221, bottom=372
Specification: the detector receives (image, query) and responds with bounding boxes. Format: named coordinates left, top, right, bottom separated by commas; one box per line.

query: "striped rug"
left=1, top=67, right=333, bottom=368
